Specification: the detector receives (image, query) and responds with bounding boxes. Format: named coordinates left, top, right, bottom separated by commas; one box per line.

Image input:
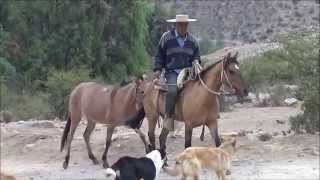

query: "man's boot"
left=164, top=90, right=176, bottom=131
left=164, top=71, right=178, bottom=131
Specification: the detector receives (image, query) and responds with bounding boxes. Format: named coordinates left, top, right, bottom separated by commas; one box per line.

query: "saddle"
left=153, top=61, right=203, bottom=92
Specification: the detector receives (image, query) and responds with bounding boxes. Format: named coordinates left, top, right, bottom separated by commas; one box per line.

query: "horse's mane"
left=200, top=59, right=223, bottom=76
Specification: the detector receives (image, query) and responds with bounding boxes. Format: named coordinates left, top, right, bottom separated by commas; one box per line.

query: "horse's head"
left=122, top=77, right=143, bottom=110
left=131, top=76, right=145, bottom=111
left=222, top=52, right=248, bottom=97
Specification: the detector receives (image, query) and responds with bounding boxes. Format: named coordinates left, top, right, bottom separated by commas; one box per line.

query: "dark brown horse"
left=60, top=78, right=148, bottom=169
left=140, top=52, right=248, bottom=154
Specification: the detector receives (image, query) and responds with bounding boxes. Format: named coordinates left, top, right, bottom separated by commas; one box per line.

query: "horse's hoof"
left=92, top=158, right=99, bottom=165
left=148, top=145, right=155, bottom=151
left=226, top=169, right=231, bottom=175
left=103, top=162, right=109, bottom=169
left=163, top=160, right=169, bottom=167
left=63, top=161, right=69, bottom=169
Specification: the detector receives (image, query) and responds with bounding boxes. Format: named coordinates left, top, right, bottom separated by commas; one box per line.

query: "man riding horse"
left=154, top=14, right=201, bottom=131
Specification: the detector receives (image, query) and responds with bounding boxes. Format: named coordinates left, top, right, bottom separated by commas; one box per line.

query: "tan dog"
left=163, top=137, right=237, bottom=180
left=1, top=172, right=16, bottom=180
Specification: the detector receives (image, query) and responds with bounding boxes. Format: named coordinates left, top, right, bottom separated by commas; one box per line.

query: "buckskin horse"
left=60, top=78, right=148, bottom=169
left=140, top=52, right=248, bottom=154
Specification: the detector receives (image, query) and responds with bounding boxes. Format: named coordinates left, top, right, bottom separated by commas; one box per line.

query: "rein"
left=197, top=60, right=234, bottom=96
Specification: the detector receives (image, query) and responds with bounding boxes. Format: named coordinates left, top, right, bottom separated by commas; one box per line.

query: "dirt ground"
left=1, top=104, right=319, bottom=180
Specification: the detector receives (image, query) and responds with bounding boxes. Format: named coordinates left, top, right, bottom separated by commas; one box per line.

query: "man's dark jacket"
left=153, top=29, right=200, bottom=72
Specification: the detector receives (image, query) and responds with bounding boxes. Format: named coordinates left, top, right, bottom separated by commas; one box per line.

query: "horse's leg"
left=147, top=116, right=157, bottom=150
left=207, top=119, right=221, bottom=147
left=134, top=128, right=150, bottom=153
left=159, top=127, right=169, bottom=153
left=83, top=120, right=98, bottom=164
left=102, top=126, right=114, bottom=168
left=63, top=114, right=81, bottom=169
left=185, top=125, right=193, bottom=148
left=216, top=170, right=226, bottom=180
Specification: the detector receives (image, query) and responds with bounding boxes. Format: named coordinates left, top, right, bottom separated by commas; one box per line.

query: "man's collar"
left=175, top=29, right=187, bottom=39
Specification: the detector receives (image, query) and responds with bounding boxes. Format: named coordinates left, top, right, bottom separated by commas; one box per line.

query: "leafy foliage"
left=241, top=29, right=319, bottom=133
left=0, top=0, right=159, bottom=119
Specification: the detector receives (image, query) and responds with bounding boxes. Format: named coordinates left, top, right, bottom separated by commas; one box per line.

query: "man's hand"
left=151, top=70, right=162, bottom=80
left=194, top=59, right=201, bottom=65
left=154, top=70, right=162, bottom=77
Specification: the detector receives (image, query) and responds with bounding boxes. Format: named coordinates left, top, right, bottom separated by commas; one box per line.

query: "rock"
left=25, top=143, right=35, bottom=148
left=238, top=130, right=247, bottom=137
left=258, top=93, right=271, bottom=101
left=297, top=153, right=304, bottom=157
left=276, top=120, right=285, bottom=124
left=116, top=144, right=121, bottom=148
left=111, top=136, right=119, bottom=142
left=30, top=121, right=55, bottom=128
left=236, top=129, right=253, bottom=137
left=122, top=135, right=130, bottom=140
left=272, top=132, right=279, bottom=136
left=221, top=132, right=238, bottom=137
left=257, top=132, right=272, bottom=141
left=247, top=92, right=257, bottom=101
left=282, top=131, right=287, bottom=136
left=284, top=98, right=298, bottom=106
left=310, top=148, right=319, bottom=156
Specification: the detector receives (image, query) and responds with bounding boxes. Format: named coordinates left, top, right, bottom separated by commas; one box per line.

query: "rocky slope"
left=161, top=0, right=319, bottom=42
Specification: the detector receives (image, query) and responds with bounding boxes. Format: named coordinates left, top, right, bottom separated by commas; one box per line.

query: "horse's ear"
left=142, top=73, right=148, bottom=80
left=136, top=76, right=143, bottom=84
left=226, top=52, right=231, bottom=59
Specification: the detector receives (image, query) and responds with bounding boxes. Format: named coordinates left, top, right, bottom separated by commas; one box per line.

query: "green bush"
left=241, top=29, right=319, bottom=133
left=1, top=84, right=53, bottom=120
left=45, top=67, right=95, bottom=118
left=0, top=110, right=13, bottom=123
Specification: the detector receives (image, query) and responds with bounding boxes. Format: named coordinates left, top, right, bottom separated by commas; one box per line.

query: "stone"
left=284, top=98, right=298, bottom=106
left=276, top=120, right=285, bottom=124
left=30, top=121, right=55, bottom=128
left=257, top=132, right=272, bottom=141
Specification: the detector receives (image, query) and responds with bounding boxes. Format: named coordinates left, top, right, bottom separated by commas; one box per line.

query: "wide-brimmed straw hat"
left=166, top=14, right=197, bottom=23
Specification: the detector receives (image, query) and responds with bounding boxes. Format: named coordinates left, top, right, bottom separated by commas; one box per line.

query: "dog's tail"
left=163, top=165, right=181, bottom=177
left=105, top=168, right=117, bottom=180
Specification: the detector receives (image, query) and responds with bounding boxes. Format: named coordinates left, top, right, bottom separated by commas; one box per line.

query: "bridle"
left=197, top=59, right=234, bottom=96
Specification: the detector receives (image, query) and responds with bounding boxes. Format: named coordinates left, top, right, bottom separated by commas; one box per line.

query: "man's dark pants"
left=164, top=71, right=178, bottom=131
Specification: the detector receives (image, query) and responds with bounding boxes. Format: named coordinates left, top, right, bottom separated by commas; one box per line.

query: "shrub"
left=241, top=29, right=319, bottom=132
left=1, top=84, right=53, bottom=120
left=45, top=67, right=94, bottom=119
left=0, top=110, right=13, bottom=123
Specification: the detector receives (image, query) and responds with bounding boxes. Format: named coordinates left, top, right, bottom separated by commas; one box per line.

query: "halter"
left=197, top=59, right=234, bottom=96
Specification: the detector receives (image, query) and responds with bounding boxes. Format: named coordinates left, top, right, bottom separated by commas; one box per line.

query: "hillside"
left=161, top=0, right=319, bottom=42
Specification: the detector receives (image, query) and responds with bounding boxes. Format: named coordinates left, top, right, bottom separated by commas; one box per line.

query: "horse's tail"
left=200, top=124, right=205, bottom=141
left=60, top=113, right=71, bottom=152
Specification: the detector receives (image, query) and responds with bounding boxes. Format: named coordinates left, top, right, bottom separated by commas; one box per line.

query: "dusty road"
left=1, top=105, right=319, bottom=180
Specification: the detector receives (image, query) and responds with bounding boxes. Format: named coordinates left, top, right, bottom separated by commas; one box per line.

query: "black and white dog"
left=105, top=149, right=166, bottom=180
